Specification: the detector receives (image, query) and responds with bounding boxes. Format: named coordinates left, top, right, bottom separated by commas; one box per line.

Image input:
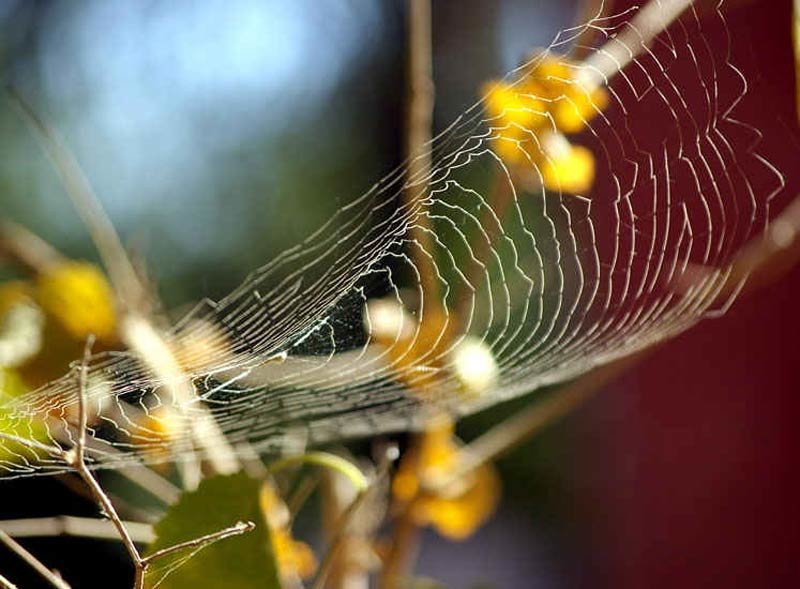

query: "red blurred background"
left=580, top=1, right=800, bottom=586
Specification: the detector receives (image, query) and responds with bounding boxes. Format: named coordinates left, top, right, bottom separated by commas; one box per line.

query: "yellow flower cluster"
left=0, top=260, right=117, bottom=387
left=36, top=261, right=117, bottom=343
left=382, top=307, right=454, bottom=393
left=392, top=418, right=500, bottom=540
left=483, top=55, right=609, bottom=194
left=260, top=481, right=317, bottom=584
left=364, top=299, right=499, bottom=399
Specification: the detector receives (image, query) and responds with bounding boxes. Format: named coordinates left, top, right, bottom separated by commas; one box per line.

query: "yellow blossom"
left=524, top=54, right=609, bottom=132
left=392, top=418, right=500, bottom=541
left=486, top=55, right=609, bottom=136
left=365, top=300, right=499, bottom=399
left=492, top=134, right=527, bottom=165
left=260, top=481, right=317, bottom=582
left=551, top=84, right=609, bottom=134
left=482, top=81, right=548, bottom=132
left=538, top=134, right=596, bottom=194
left=0, top=261, right=117, bottom=387
left=123, top=406, right=187, bottom=472
left=482, top=54, right=608, bottom=194
left=270, top=528, right=317, bottom=582
left=528, top=56, right=572, bottom=81
left=36, top=261, right=117, bottom=343
left=139, top=406, right=185, bottom=442
left=365, top=299, right=455, bottom=394
left=483, top=81, right=548, bottom=166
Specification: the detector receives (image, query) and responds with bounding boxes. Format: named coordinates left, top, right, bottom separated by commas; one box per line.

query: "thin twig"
left=379, top=3, right=437, bottom=587
left=121, top=315, right=239, bottom=481
left=268, top=452, right=368, bottom=492
left=140, top=520, right=254, bottom=567
left=0, top=286, right=243, bottom=588
left=55, top=473, right=159, bottom=524
left=6, top=88, right=148, bottom=314
left=311, top=490, right=370, bottom=589
left=0, top=516, right=154, bottom=544
left=65, top=338, right=145, bottom=584
left=405, top=0, right=440, bottom=305
left=0, top=570, right=18, bottom=589
left=378, top=505, right=420, bottom=589
left=66, top=339, right=254, bottom=588
left=576, top=0, right=696, bottom=89
left=376, top=446, right=418, bottom=589
left=0, top=220, right=66, bottom=273
left=0, top=342, right=255, bottom=589
left=0, top=530, right=70, bottom=589
left=287, top=472, right=320, bottom=521
left=314, top=448, right=393, bottom=589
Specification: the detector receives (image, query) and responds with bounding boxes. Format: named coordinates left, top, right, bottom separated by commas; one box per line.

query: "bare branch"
left=312, top=490, right=369, bottom=589
left=0, top=516, right=154, bottom=544
left=404, top=0, right=440, bottom=304
left=0, top=220, right=65, bottom=273
left=0, top=530, right=70, bottom=589
left=0, top=570, right=18, bottom=589
left=65, top=337, right=145, bottom=585
left=0, top=344, right=259, bottom=588
left=140, top=520, right=255, bottom=567
left=122, top=315, right=239, bottom=480
left=314, top=446, right=393, bottom=589
left=6, top=88, right=149, bottom=314
left=287, top=473, right=320, bottom=520
left=378, top=505, right=420, bottom=589
left=66, top=348, right=254, bottom=587
left=577, top=0, right=696, bottom=89
left=377, top=4, right=436, bottom=587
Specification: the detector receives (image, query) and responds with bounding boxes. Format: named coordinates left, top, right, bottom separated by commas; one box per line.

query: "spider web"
left=0, top=0, right=786, bottom=477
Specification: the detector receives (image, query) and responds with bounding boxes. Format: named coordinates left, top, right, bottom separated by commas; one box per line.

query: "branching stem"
left=140, top=521, right=254, bottom=567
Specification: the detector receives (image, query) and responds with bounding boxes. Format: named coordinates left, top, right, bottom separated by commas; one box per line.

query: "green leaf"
left=144, top=473, right=280, bottom=589
left=0, top=367, right=48, bottom=464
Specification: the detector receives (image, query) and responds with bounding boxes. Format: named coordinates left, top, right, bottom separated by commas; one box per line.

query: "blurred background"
left=0, top=0, right=798, bottom=587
